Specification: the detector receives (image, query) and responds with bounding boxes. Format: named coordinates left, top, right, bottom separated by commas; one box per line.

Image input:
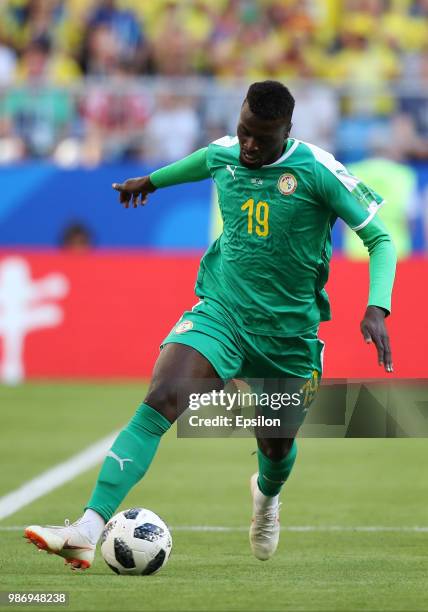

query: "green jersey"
left=151, top=137, right=395, bottom=337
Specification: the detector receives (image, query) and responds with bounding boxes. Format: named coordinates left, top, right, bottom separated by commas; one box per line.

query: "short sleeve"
left=206, top=135, right=239, bottom=174
left=314, top=153, right=385, bottom=231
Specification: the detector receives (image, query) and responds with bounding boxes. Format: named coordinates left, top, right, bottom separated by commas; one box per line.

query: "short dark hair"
left=246, top=80, right=295, bottom=122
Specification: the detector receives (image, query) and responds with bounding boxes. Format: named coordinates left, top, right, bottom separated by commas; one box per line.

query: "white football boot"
left=24, top=520, right=95, bottom=570
left=249, top=473, right=281, bottom=561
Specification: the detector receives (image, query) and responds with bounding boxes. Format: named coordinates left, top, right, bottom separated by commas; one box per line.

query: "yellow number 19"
left=241, top=199, right=269, bottom=237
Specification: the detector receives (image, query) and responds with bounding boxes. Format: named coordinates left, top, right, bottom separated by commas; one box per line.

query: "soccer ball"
left=100, top=508, right=172, bottom=575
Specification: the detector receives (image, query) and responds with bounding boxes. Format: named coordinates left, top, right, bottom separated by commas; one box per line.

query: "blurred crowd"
left=0, top=0, right=427, bottom=166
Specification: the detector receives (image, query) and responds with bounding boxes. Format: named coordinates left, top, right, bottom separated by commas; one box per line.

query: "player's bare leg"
left=25, top=344, right=222, bottom=570
left=250, top=436, right=297, bottom=560
left=144, top=342, right=223, bottom=423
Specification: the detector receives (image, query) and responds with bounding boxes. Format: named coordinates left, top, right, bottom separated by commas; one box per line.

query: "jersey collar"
left=262, top=139, right=299, bottom=167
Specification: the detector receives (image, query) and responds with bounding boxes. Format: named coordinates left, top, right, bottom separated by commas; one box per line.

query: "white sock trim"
left=76, top=509, right=105, bottom=544
left=254, top=486, right=279, bottom=510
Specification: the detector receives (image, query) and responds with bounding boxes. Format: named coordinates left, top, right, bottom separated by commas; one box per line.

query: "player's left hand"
left=360, top=306, right=393, bottom=373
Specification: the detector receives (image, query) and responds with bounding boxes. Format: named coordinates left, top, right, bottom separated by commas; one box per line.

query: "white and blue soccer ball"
left=101, top=508, right=172, bottom=576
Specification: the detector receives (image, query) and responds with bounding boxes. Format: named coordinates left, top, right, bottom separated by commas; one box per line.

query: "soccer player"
left=25, top=81, right=396, bottom=570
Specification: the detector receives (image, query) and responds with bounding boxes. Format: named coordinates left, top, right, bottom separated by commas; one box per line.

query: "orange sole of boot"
left=24, top=529, right=91, bottom=571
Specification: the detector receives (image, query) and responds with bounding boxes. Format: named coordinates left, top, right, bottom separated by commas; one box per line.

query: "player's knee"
left=258, top=438, right=295, bottom=461
left=143, top=381, right=183, bottom=423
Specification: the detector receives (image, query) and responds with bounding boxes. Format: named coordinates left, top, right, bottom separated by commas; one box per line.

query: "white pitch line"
left=1, top=525, right=428, bottom=533
left=172, top=526, right=428, bottom=533
left=0, top=431, right=118, bottom=522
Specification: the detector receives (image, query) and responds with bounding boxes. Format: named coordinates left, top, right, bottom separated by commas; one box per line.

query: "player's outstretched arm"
left=357, top=217, right=397, bottom=373
left=112, top=147, right=210, bottom=209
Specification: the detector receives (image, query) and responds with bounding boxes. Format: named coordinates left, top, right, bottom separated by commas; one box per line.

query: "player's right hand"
left=112, top=176, right=157, bottom=208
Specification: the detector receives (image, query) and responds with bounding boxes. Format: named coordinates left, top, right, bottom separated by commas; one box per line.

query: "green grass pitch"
left=0, top=383, right=427, bottom=611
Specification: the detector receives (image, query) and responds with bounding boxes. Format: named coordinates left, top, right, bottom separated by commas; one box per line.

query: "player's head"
left=238, top=81, right=295, bottom=169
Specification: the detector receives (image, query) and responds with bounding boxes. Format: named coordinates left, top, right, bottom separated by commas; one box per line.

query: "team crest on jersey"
left=175, top=320, right=193, bottom=334
left=278, top=173, right=297, bottom=195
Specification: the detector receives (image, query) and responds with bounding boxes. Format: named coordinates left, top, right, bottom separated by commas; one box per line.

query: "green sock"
left=257, top=441, right=297, bottom=497
left=86, top=403, right=171, bottom=521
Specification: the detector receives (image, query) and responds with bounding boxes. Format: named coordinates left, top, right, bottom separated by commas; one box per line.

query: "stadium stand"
left=0, top=0, right=427, bottom=251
